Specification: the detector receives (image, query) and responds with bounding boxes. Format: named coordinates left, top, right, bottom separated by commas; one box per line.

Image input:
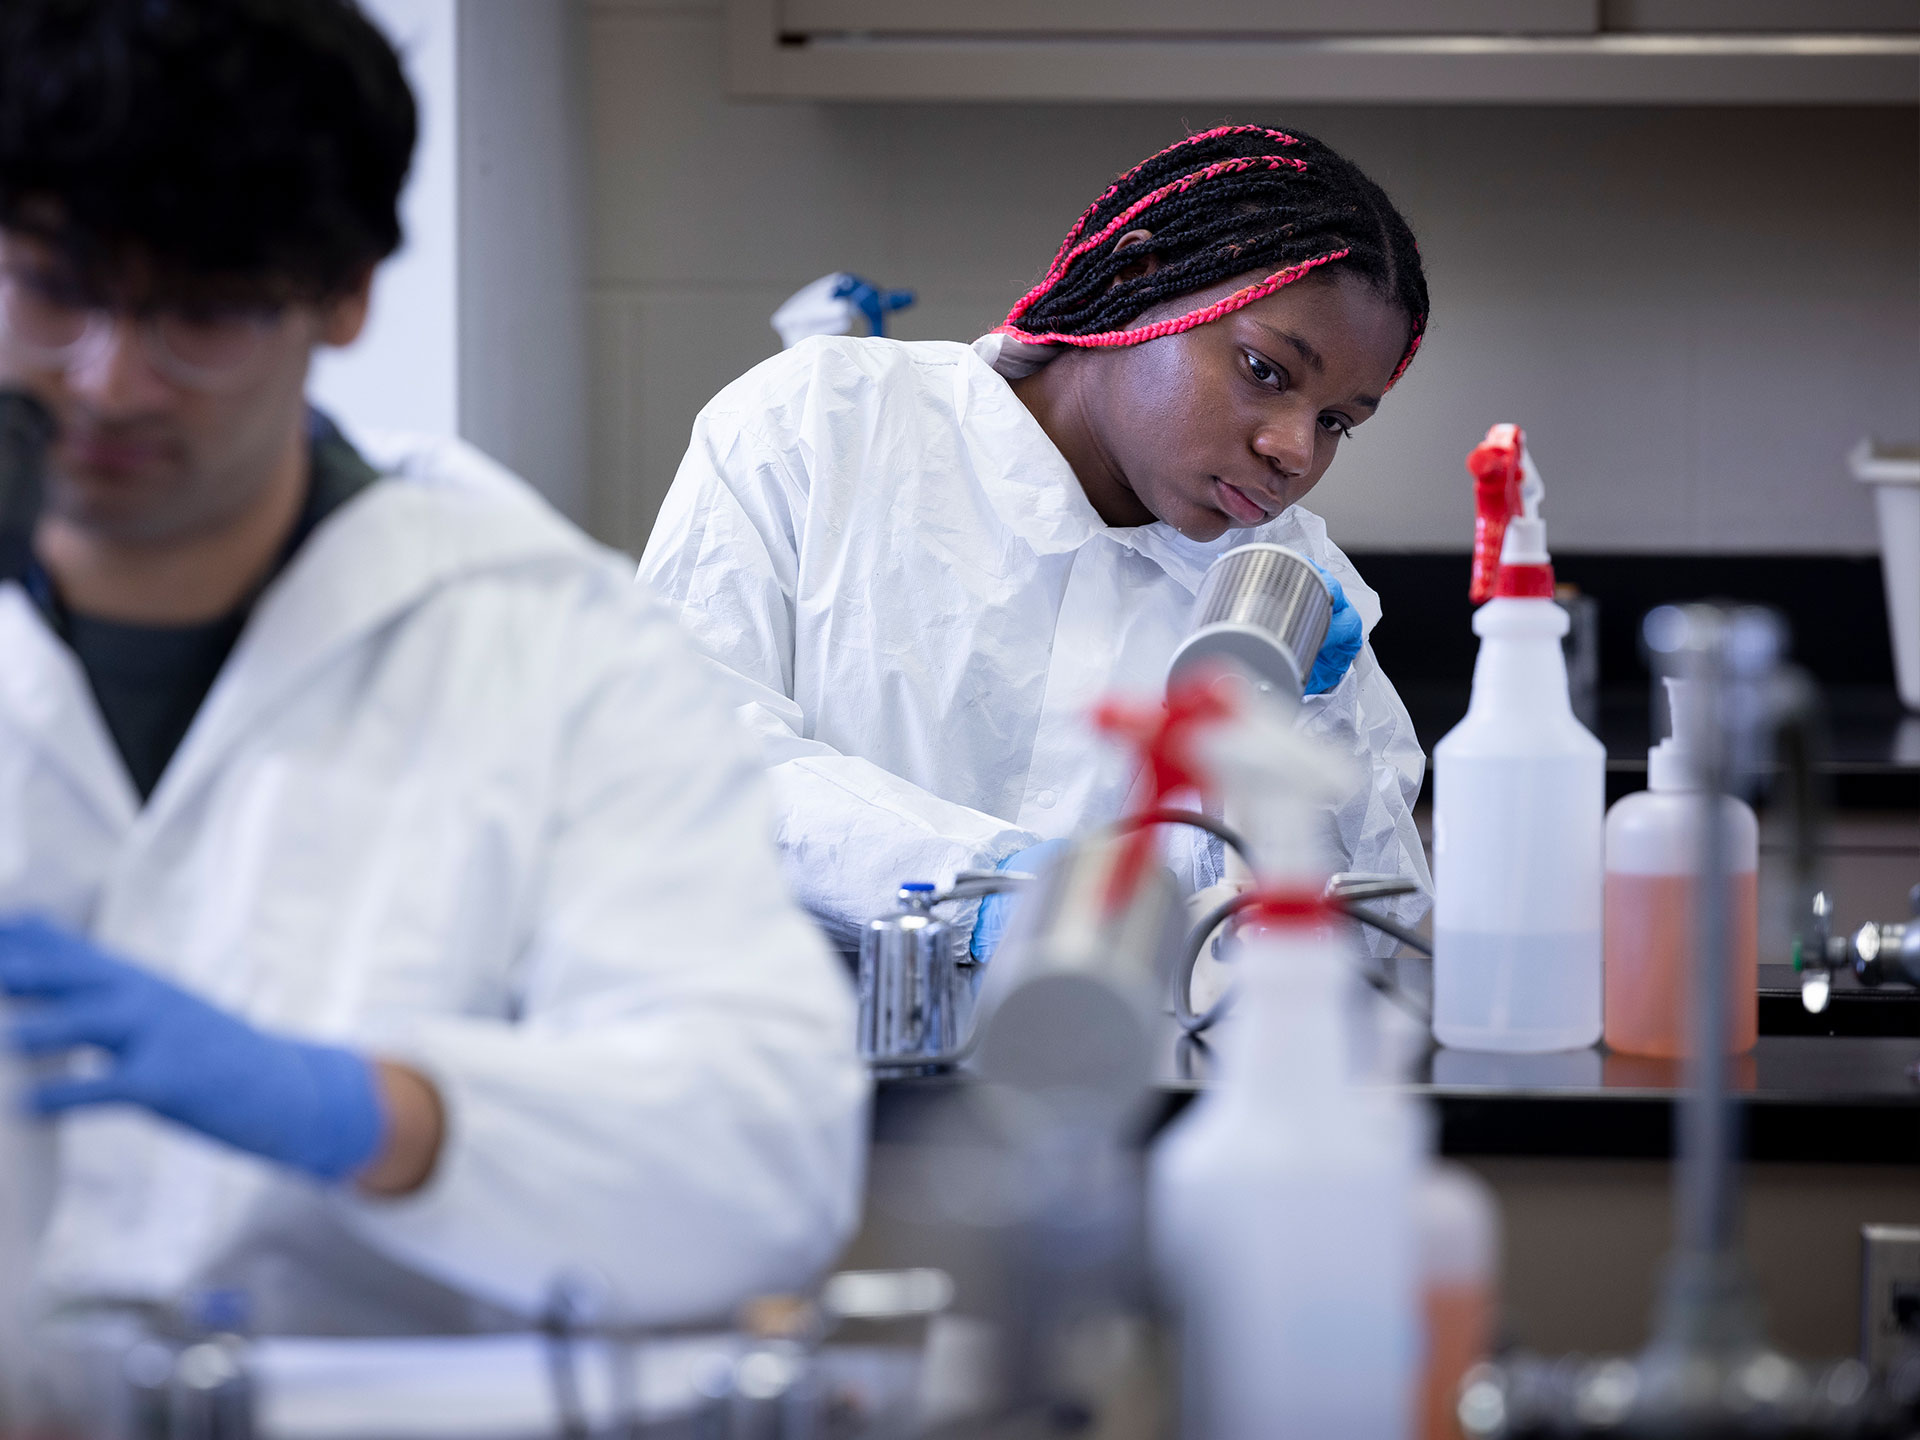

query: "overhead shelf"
left=725, top=0, right=1920, bottom=104
left=778, top=0, right=1605, bottom=35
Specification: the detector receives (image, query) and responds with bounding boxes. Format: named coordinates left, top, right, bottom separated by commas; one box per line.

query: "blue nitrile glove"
left=0, top=917, right=385, bottom=1181
left=970, top=839, right=1070, bottom=963
left=1306, top=562, right=1364, bottom=696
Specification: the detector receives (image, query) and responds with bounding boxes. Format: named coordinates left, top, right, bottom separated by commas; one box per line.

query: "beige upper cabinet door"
left=778, top=0, right=1601, bottom=36
left=734, top=0, right=1920, bottom=102
left=1603, top=0, right=1919, bottom=31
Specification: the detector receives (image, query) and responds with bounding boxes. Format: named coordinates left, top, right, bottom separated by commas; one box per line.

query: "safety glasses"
left=0, top=266, right=289, bottom=393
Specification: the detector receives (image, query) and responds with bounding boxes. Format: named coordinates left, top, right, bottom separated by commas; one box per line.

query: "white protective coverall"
left=639, top=335, right=1432, bottom=953
left=0, top=431, right=867, bottom=1334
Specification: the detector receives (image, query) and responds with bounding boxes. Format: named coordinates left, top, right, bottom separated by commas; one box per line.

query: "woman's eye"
left=1245, top=352, right=1283, bottom=388
left=1318, top=414, right=1354, bottom=439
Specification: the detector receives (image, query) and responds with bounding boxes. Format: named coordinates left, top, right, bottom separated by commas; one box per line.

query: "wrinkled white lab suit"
left=0, top=431, right=867, bottom=1333
left=639, top=336, right=1431, bottom=952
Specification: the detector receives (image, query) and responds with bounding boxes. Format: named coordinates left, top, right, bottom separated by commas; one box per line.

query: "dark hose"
left=1173, top=893, right=1431, bottom=1037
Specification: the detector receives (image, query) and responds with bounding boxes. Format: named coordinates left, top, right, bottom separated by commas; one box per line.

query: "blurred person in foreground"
left=0, top=0, right=864, bottom=1334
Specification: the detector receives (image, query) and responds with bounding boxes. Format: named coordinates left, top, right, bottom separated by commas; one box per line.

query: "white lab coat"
left=0, top=431, right=868, bottom=1333
left=639, top=336, right=1432, bottom=953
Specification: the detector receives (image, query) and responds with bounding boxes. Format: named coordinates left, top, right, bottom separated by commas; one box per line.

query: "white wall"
left=585, top=0, right=1920, bottom=558
left=456, top=3, right=591, bottom=521
left=311, top=0, right=590, bottom=521
left=310, top=0, right=460, bottom=439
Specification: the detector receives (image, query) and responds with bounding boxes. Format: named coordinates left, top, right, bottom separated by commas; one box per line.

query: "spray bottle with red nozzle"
left=1432, top=425, right=1605, bottom=1053
left=1148, top=677, right=1425, bottom=1440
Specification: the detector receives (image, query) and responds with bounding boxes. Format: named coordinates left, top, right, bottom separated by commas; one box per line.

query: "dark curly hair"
left=0, top=0, right=416, bottom=302
left=1001, top=124, right=1428, bottom=389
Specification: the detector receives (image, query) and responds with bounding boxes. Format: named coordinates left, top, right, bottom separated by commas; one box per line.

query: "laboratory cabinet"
left=1406, top=1031, right=1920, bottom=1358
left=726, top=0, right=1920, bottom=102
left=852, top=1024, right=1920, bottom=1362
left=775, top=0, right=1601, bottom=35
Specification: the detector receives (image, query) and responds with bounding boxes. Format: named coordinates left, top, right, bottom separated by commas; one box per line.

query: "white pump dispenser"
left=1646, top=676, right=1706, bottom=792
left=1433, top=425, right=1606, bottom=1053
left=1150, top=683, right=1422, bottom=1440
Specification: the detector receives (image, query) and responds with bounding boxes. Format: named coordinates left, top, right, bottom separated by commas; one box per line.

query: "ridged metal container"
left=858, top=884, right=966, bottom=1071
left=1166, top=542, right=1333, bottom=700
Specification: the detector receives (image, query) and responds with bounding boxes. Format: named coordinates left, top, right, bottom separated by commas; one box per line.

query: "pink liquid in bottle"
left=1603, top=870, right=1758, bottom=1059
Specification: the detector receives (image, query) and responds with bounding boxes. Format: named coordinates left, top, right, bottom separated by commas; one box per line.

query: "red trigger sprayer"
left=1467, top=423, right=1555, bottom=605
left=1093, top=680, right=1233, bottom=916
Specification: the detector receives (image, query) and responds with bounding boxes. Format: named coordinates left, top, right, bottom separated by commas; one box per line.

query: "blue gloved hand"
left=1306, top=562, right=1364, bottom=696
left=970, top=839, right=1069, bottom=963
left=0, top=917, right=386, bottom=1181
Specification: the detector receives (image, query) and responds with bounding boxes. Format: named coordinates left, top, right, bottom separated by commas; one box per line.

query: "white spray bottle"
left=1150, top=680, right=1422, bottom=1440
left=1432, top=425, right=1605, bottom=1052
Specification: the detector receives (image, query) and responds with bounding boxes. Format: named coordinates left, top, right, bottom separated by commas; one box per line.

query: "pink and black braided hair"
left=1000, top=124, right=1428, bottom=389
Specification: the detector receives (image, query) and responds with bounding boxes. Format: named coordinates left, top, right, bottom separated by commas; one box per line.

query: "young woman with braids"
left=640, top=125, right=1432, bottom=959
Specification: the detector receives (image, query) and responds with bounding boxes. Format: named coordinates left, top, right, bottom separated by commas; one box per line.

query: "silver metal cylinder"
left=858, top=885, right=967, bottom=1071
left=970, top=833, right=1184, bottom=1129
left=1167, top=542, right=1334, bottom=700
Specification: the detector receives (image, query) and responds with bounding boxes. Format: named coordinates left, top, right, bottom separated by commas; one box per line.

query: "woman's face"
left=1066, top=267, right=1411, bottom=542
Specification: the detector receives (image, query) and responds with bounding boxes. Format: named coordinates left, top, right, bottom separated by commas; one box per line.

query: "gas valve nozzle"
left=1795, top=887, right=1920, bottom=1010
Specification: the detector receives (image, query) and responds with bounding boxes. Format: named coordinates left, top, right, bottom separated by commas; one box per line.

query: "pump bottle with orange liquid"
left=1603, top=676, right=1760, bottom=1057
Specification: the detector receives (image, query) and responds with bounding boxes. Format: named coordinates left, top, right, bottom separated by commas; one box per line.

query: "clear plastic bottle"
left=1433, top=427, right=1606, bottom=1053
left=1603, top=678, right=1759, bottom=1058
left=1154, top=927, right=1422, bottom=1440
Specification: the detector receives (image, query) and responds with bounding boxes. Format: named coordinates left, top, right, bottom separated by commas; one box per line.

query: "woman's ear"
left=1109, top=228, right=1162, bottom=288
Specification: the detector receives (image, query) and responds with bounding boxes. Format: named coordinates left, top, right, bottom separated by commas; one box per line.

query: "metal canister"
left=858, top=884, right=966, bottom=1071
left=1166, top=541, right=1333, bottom=700
left=968, top=830, right=1185, bottom=1128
